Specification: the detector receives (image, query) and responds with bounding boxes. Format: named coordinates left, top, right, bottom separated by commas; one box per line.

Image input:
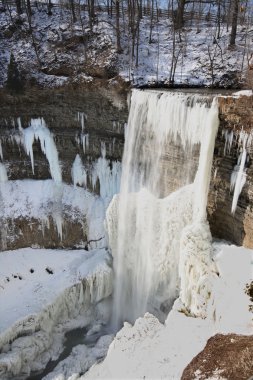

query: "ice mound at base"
left=179, top=221, right=218, bottom=318
left=0, top=248, right=113, bottom=379
left=80, top=244, right=252, bottom=380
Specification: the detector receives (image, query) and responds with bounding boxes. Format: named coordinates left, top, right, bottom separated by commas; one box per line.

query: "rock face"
left=0, top=86, right=127, bottom=183
left=0, top=86, right=128, bottom=250
left=0, top=88, right=253, bottom=250
left=208, top=94, right=253, bottom=248
left=181, top=333, right=253, bottom=380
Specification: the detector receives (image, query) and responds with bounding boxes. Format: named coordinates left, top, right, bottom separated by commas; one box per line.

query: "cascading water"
left=106, top=90, right=219, bottom=329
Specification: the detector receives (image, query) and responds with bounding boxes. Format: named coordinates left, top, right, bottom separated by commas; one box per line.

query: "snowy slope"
left=80, top=243, right=252, bottom=380
left=0, top=247, right=113, bottom=379
left=0, top=4, right=252, bottom=88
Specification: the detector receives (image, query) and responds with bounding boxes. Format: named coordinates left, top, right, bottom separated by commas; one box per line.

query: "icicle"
left=231, top=148, right=247, bottom=214
left=0, top=140, right=3, bottom=161
left=52, top=213, right=63, bottom=241
left=193, top=98, right=219, bottom=221
left=223, top=129, right=233, bottom=155
left=91, top=143, right=121, bottom=203
left=21, top=118, right=62, bottom=182
left=78, top=112, right=86, bottom=132
left=17, top=117, right=22, bottom=131
left=71, top=154, right=87, bottom=188
left=0, top=163, right=8, bottom=182
left=41, top=216, right=50, bottom=238
left=82, top=133, right=89, bottom=154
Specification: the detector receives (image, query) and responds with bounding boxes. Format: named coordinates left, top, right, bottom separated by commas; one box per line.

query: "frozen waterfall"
left=106, top=90, right=219, bottom=328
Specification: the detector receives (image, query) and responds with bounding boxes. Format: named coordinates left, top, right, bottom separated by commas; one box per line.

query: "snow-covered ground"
left=0, top=3, right=252, bottom=87
left=79, top=243, right=252, bottom=380
left=0, top=247, right=113, bottom=379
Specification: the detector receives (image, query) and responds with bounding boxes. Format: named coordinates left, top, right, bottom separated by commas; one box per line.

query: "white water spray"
left=106, top=90, right=219, bottom=327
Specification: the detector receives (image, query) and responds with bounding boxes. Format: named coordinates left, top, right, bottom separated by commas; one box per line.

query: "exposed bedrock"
left=181, top=333, right=253, bottom=380
left=0, top=87, right=127, bottom=184
left=208, top=94, right=253, bottom=248
left=0, top=87, right=128, bottom=250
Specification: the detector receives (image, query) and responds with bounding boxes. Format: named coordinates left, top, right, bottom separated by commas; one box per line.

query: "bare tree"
left=15, top=0, right=22, bottom=15
left=229, top=0, right=239, bottom=45
left=169, top=26, right=182, bottom=84
left=175, top=0, right=185, bottom=29
left=115, top=0, right=122, bottom=53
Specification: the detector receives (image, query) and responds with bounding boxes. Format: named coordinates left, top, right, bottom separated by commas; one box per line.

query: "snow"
left=0, top=247, right=113, bottom=379
left=0, top=3, right=252, bottom=87
left=0, top=179, right=106, bottom=248
left=81, top=243, right=252, bottom=380
left=211, top=243, right=253, bottom=334
left=233, top=90, right=253, bottom=97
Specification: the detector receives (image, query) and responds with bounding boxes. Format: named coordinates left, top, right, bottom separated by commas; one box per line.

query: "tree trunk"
left=15, top=0, right=22, bottom=15
left=26, top=0, right=32, bottom=19
left=175, top=0, right=185, bottom=29
left=116, top=0, right=122, bottom=53
left=229, top=0, right=239, bottom=46
left=69, top=0, right=77, bottom=23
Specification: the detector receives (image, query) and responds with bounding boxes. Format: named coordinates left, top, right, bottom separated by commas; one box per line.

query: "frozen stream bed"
left=0, top=248, right=113, bottom=379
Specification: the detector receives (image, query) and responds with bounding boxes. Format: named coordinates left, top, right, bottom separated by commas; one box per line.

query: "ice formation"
left=92, top=143, right=121, bottom=203
left=0, top=248, right=113, bottom=379
left=0, top=140, right=3, bottom=161
left=0, top=179, right=108, bottom=249
left=82, top=133, right=89, bottom=154
left=78, top=112, right=87, bottom=132
left=0, top=163, right=7, bottom=183
left=223, top=129, right=233, bottom=155
left=106, top=89, right=219, bottom=327
left=72, top=154, right=87, bottom=188
left=20, top=117, right=62, bottom=182
left=230, top=148, right=247, bottom=214
left=42, top=334, right=114, bottom=380
left=223, top=129, right=253, bottom=213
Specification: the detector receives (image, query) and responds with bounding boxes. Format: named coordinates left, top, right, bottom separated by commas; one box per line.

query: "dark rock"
left=208, top=94, right=253, bottom=248
left=181, top=334, right=253, bottom=380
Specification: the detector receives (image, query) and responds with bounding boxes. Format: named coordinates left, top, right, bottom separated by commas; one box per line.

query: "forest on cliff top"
left=0, top=0, right=253, bottom=88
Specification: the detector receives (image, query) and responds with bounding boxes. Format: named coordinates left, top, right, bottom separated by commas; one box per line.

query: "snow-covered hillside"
left=0, top=2, right=252, bottom=88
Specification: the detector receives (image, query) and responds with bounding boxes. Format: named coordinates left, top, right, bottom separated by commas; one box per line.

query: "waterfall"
left=106, top=90, right=219, bottom=328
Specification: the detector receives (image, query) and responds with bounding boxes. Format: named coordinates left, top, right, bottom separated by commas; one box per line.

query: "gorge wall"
left=208, top=93, right=253, bottom=248
left=0, top=86, right=128, bottom=249
left=0, top=87, right=252, bottom=250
